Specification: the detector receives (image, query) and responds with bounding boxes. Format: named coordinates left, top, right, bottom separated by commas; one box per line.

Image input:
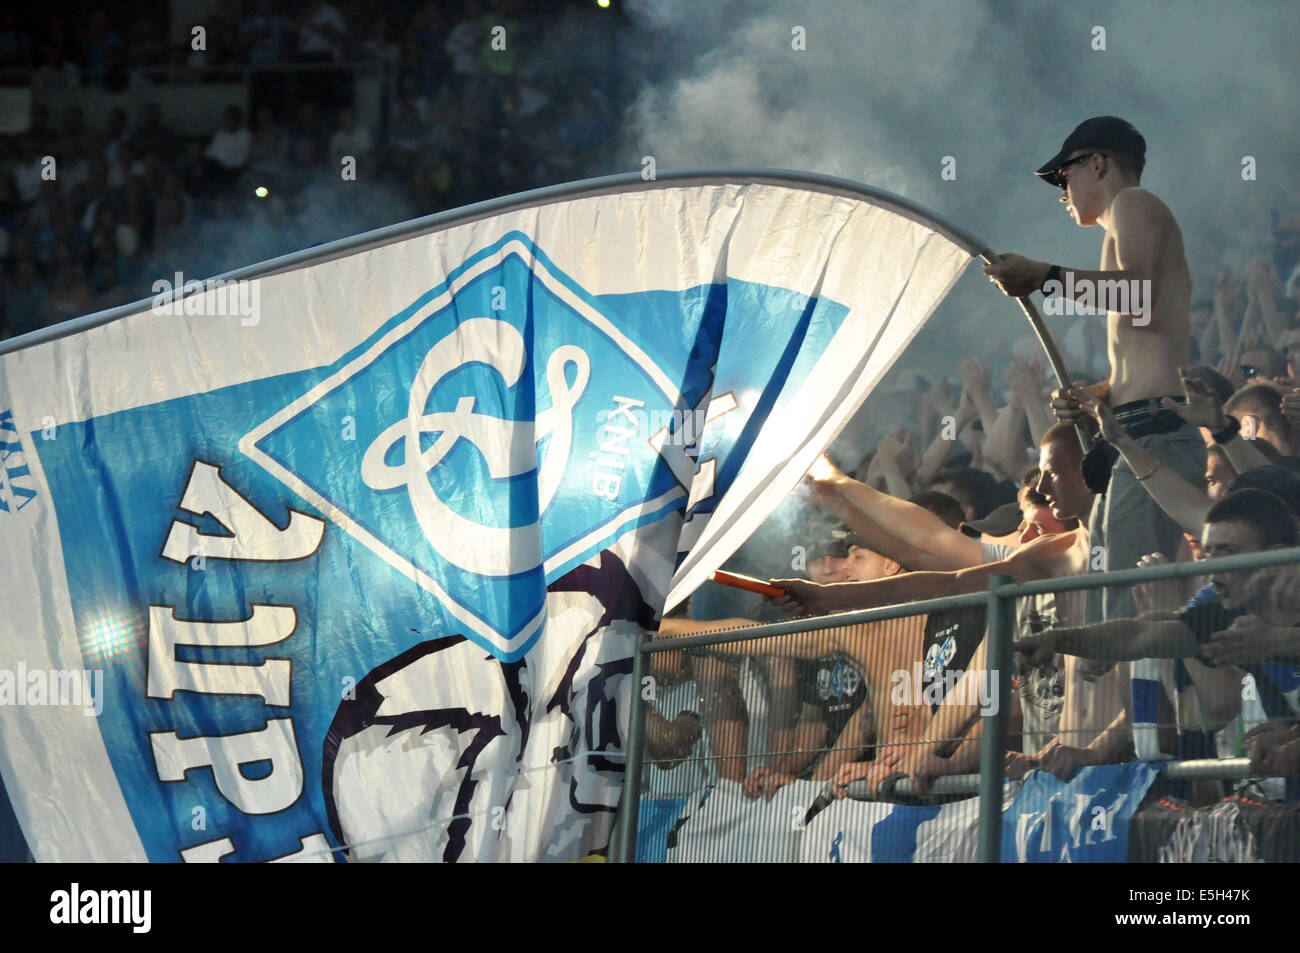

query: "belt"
left=1111, top=395, right=1189, bottom=439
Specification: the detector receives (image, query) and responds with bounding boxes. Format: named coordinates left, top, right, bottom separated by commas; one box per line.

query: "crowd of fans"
left=0, top=1, right=624, bottom=340
left=650, top=203, right=1300, bottom=811
left=5, top=4, right=1300, bottom=839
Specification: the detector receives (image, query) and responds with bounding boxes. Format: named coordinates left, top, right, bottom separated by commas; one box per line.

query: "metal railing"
left=611, top=544, right=1300, bottom=862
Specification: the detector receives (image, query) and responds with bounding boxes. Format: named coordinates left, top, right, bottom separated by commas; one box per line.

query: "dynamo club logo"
left=240, top=234, right=689, bottom=661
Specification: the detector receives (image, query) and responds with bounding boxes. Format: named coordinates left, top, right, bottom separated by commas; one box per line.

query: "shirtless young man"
left=657, top=600, right=928, bottom=798
left=774, top=426, right=1132, bottom=793
left=654, top=531, right=914, bottom=793
left=984, top=116, right=1206, bottom=622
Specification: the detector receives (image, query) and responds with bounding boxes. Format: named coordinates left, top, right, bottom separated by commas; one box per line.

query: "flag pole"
left=977, top=249, right=1095, bottom=454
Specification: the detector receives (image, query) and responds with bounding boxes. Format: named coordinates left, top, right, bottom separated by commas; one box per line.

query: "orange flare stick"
left=709, top=570, right=787, bottom=598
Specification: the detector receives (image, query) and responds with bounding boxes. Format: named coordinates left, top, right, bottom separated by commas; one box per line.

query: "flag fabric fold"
left=0, top=171, right=975, bottom=861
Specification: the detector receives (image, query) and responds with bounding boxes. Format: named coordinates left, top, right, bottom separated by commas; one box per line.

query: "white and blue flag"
left=1003, top=762, right=1160, bottom=862
left=0, top=172, right=975, bottom=861
left=649, top=780, right=1011, bottom=863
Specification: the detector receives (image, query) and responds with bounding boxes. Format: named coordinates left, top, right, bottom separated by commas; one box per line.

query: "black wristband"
left=1040, top=264, right=1063, bottom=295
left=1211, top=415, right=1241, bottom=445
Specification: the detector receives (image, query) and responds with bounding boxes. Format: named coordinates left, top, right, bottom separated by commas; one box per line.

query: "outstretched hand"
left=768, top=578, right=838, bottom=617
left=877, top=427, right=913, bottom=465
left=1161, top=366, right=1227, bottom=431
left=1005, top=357, right=1044, bottom=407
left=1247, top=256, right=1281, bottom=305
left=1203, top=614, right=1297, bottom=667
left=923, top=375, right=955, bottom=419
left=1069, top=385, right=1125, bottom=444
left=957, top=357, right=992, bottom=397
left=802, top=453, right=848, bottom=508
left=1015, top=630, right=1058, bottom=670
left=1132, top=552, right=1192, bottom=614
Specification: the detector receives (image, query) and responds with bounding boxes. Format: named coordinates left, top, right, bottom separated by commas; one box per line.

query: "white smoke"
left=623, top=0, right=1299, bottom=447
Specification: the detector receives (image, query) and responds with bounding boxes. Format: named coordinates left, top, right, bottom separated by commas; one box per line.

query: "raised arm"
left=957, top=357, right=1001, bottom=440
left=873, top=428, right=919, bottom=500
left=915, top=390, right=979, bottom=487
left=1101, top=188, right=1166, bottom=325
left=1019, top=616, right=1199, bottom=665
left=773, top=532, right=1076, bottom=617
left=1212, top=270, right=1242, bottom=360
left=660, top=616, right=871, bottom=666
left=1038, top=705, right=1135, bottom=781
left=1033, top=190, right=1168, bottom=322
left=1007, top=356, right=1054, bottom=447
left=1072, top=386, right=1211, bottom=535
left=658, top=617, right=756, bottom=639
left=1083, top=705, right=1135, bottom=764
left=805, top=476, right=948, bottom=572
left=1249, top=257, right=1287, bottom=345
left=983, top=399, right=1032, bottom=484
left=771, top=570, right=962, bottom=616
left=1149, top=367, right=1271, bottom=475
left=814, top=461, right=985, bottom=570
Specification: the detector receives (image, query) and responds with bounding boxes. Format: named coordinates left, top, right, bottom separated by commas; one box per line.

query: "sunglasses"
left=1054, top=152, right=1109, bottom=188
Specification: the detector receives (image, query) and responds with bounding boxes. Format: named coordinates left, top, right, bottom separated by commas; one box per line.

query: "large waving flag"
left=0, top=171, right=978, bottom=862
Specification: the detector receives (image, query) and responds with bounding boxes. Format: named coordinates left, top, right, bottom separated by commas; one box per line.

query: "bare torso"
left=837, top=617, right=929, bottom=746
left=1104, top=188, right=1192, bottom=405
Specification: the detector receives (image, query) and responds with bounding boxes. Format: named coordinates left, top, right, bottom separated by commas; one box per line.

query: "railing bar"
left=997, top=545, right=1300, bottom=597
left=645, top=547, right=1300, bottom=654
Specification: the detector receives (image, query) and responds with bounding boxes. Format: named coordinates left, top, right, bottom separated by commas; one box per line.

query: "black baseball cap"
left=1035, top=116, right=1146, bottom=188
left=958, top=501, right=1023, bottom=539
left=806, top=519, right=868, bottom=562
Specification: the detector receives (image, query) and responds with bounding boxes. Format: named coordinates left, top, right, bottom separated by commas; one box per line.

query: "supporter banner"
left=0, top=172, right=975, bottom=861
left=797, top=789, right=997, bottom=862
left=1003, top=762, right=1160, bottom=862
left=650, top=779, right=1017, bottom=862
left=665, top=779, right=820, bottom=862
